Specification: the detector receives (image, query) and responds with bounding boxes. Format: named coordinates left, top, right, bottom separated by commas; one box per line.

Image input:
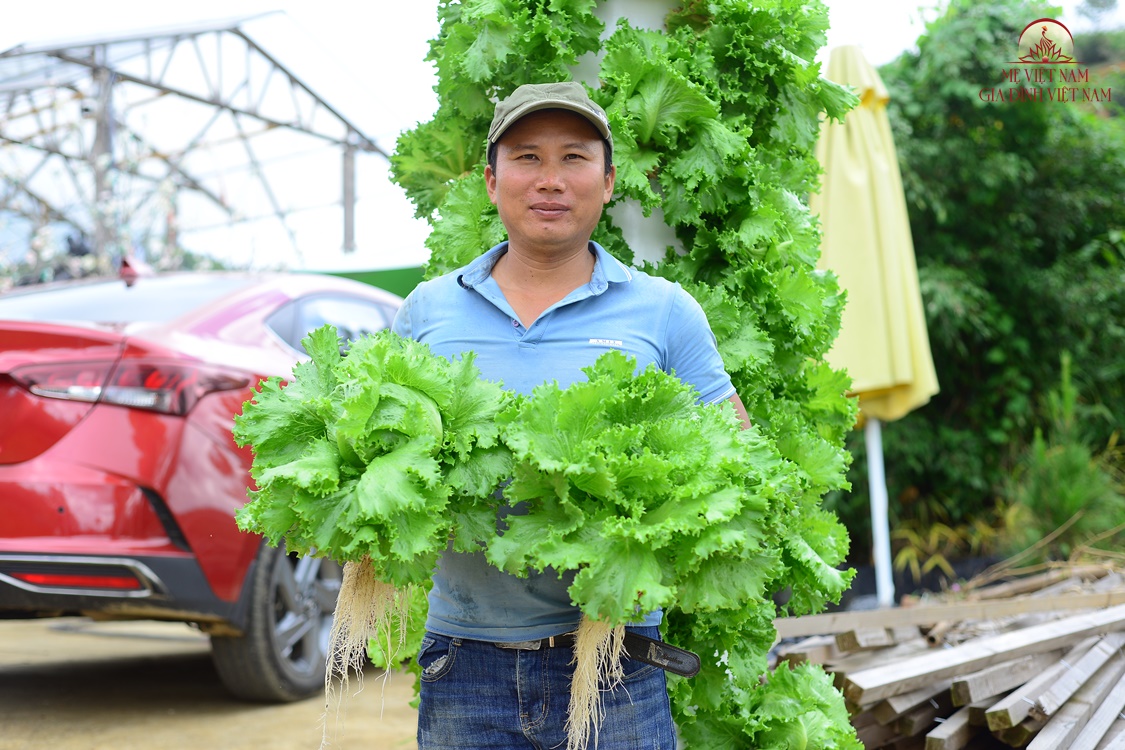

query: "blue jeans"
left=415, top=626, right=676, bottom=749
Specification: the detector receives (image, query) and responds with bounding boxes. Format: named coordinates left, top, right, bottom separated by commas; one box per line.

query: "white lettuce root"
left=566, top=616, right=626, bottom=750
left=321, top=556, right=407, bottom=748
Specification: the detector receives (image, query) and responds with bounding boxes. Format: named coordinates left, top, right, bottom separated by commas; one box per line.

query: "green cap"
left=488, top=82, right=613, bottom=158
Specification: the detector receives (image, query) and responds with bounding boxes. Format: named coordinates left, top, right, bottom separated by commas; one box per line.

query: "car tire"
left=210, top=541, right=342, bottom=702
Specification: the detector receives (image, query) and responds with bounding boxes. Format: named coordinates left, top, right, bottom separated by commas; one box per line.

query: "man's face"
left=485, top=109, right=615, bottom=256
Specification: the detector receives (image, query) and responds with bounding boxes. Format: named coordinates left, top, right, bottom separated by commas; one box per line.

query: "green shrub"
left=829, top=0, right=1125, bottom=546
left=1001, top=353, right=1125, bottom=561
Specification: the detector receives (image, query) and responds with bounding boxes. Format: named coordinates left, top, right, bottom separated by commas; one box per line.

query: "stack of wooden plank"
left=773, top=566, right=1125, bottom=749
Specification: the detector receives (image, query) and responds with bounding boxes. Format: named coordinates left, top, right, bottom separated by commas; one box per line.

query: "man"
left=392, top=81, right=749, bottom=749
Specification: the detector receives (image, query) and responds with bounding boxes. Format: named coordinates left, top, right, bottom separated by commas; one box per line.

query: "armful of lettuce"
left=232, top=324, right=851, bottom=623
left=232, top=325, right=513, bottom=586
left=232, top=324, right=858, bottom=749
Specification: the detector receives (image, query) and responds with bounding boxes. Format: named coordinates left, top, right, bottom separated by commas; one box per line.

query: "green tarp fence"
left=331, top=266, right=425, bottom=299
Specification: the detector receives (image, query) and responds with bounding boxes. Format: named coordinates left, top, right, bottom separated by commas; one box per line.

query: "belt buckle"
left=494, top=633, right=569, bottom=650
left=495, top=638, right=543, bottom=650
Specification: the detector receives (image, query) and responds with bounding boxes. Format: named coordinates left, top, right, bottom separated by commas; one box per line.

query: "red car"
left=0, top=270, right=402, bottom=701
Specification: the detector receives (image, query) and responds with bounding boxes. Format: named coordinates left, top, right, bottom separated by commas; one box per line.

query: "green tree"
left=836, top=0, right=1125, bottom=558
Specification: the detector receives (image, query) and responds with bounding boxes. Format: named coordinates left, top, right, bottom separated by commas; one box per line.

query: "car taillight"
left=11, top=360, right=250, bottom=416
left=15, top=361, right=114, bottom=402
left=10, top=572, right=144, bottom=591
left=0, top=557, right=162, bottom=596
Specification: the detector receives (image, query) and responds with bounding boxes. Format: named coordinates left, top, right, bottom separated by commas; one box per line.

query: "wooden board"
left=776, top=634, right=839, bottom=666
left=984, top=637, right=1100, bottom=731
left=998, top=716, right=1045, bottom=746
left=837, top=626, right=922, bottom=652
left=966, top=691, right=1010, bottom=728
left=1033, top=633, right=1125, bottom=719
left=1026, top=652, right=1125, bottom=749
left=1070, top=671, right=1125, bottom=750
left=970, top=567, right=1111, bottom=600
left=874, top=681, right=954, bottom=725
left=1096, top=719, right=1125, bottom=750
left=924, top=705, right=977, bottom=750
left=827, top=639, right=931, bottom=690
left=855, top=713, right=900, bottom=747
left=898, top=692, right=954, bottom=737
left=950, top=650, right=1062, bottom=706
left=842, top=604, right=1125, bottom=705
left=773, top=590, right=1125, bottom=639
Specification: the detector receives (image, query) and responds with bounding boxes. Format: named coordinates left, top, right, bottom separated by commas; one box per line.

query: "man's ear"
left=485, top=163, right=499, bottom=205
left=602, top=164, right=616, bottom=204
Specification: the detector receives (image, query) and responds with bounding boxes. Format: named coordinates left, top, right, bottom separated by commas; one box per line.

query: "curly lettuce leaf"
left=234, top=326, right=512, bottom=585
left=493, top=350, right=786, bottom=622
left=749, top=663, right=863, bottom=750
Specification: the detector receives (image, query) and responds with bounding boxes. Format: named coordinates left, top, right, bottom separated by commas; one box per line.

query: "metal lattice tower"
left=0, top=13, right=387, bottom=279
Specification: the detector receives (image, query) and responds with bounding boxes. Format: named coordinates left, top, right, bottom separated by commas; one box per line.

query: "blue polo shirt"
left=392, top=241, right=734, bottom=641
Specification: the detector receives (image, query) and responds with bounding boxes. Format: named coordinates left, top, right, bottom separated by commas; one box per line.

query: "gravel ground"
left=0, top=617, right=417, bottom=750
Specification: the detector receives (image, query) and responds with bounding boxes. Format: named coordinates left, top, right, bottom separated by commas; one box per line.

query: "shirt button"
left=512, top=319, right=519, bottom=328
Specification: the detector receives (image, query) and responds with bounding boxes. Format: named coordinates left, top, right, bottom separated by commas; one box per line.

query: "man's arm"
left=660, top=284, right=751, bottom=431
left=729, top=393, right=752, bottom=430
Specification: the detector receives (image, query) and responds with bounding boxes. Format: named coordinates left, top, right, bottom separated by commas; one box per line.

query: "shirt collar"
left=457, top=240, right=633, bottom=291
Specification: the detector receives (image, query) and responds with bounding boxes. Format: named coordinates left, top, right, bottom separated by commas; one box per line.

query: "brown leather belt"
left=493, top=631, right=700, bottom=678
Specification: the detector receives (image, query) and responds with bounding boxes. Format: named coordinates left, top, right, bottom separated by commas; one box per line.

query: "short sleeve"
left=391, top=290, right=415, bottom=339
left=664, top=287, right=736, bottom=405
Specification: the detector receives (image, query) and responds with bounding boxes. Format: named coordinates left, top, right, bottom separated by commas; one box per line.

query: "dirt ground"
left=0, top=617, right=418, bottom=750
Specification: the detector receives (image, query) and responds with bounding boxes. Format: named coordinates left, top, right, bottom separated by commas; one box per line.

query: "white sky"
left=2, top=0, right=1121, bottom=272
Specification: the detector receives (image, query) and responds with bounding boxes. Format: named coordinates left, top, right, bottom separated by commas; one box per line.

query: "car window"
left=0, top=276, right=253, bottom=322
left=268, top=294, right=392, bottom=353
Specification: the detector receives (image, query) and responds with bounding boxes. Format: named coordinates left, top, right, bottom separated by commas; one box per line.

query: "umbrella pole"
left=865, top=417, right=896, bottom=607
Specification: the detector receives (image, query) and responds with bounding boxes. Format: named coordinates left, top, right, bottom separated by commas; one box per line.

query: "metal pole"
left=865, top=417, right=895, bottom=607
left=91, top=48, right=115, bottom=270
left=343, top=142, right=356, bottom=253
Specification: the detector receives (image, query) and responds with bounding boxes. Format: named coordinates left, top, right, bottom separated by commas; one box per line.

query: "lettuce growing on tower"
left=388, top=0, right=862, bottom=746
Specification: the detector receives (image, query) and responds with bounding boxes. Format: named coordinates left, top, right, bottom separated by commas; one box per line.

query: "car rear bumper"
left=0, top=461, right=241, bottom=623
left=0, top=550, right=252, bottom=632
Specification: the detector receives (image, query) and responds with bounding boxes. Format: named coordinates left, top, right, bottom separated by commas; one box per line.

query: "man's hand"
left=729, top=393, right=751, bottom=430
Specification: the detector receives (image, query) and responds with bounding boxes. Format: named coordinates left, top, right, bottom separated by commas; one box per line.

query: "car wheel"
left=210, top=541, right=342, bottom=702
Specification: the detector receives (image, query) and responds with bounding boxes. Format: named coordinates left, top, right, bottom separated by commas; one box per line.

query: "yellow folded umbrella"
left=809, top=45, right=939, bottom=607
left=811, top=45, right=938, bottom=423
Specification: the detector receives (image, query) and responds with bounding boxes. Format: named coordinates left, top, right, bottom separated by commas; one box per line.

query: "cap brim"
left=488, top=100, right=612, bottom=144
